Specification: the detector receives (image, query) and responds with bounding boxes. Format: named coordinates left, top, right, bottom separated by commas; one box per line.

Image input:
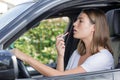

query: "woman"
left=12, top=8, right=114, bottom=77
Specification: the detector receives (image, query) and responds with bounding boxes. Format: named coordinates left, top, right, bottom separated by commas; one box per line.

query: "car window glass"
left=13, top=17, right=69, bottom=64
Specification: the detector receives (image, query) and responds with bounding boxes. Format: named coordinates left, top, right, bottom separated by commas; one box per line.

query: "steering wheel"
left=17, top=59, right=31, bottom=78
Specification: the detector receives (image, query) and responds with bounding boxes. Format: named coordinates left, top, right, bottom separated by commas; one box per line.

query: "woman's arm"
left=56, top=35, right=65, bottom=71
left=12, top=49, right=86, bottom=77
left=56, top=55, right=64, bottom=71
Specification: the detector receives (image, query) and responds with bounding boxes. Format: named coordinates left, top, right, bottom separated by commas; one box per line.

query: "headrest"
left=106, top=9, right=120, bottom=37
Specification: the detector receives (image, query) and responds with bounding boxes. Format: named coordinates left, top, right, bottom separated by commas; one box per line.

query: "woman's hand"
left=11, top=48, right=28, bottom=61
left=56, top=35, right=66, bottom=57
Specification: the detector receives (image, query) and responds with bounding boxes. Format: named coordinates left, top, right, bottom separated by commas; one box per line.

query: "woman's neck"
left=83, top=40, right=92, bottom=54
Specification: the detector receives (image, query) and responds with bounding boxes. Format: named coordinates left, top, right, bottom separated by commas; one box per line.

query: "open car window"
left=12, top=17, right=69, bottom=64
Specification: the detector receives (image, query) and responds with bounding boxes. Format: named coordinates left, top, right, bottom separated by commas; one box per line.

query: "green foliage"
left=14, top=18, right=68, bottom=64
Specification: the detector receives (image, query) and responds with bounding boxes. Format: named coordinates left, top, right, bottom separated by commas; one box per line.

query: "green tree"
left=14, top=17, right=68, bottom=64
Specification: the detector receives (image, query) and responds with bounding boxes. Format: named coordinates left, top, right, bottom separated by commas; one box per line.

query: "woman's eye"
left=79, top=20, right=83, bottom=22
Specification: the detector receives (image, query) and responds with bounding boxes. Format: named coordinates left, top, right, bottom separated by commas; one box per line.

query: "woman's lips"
left=73, top=29, right=77, bottom=33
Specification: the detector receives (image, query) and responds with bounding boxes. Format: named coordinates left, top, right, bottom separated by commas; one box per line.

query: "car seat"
left=106, top=9, right=120, bottom=68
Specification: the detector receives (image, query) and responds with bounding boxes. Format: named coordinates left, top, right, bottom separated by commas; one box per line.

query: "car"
left=0, top=0, right=120, bottom=80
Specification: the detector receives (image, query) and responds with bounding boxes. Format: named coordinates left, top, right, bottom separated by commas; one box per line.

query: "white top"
left=66, top=49, right=114, bottom=72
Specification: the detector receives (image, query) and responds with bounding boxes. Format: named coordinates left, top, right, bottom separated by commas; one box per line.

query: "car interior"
left=106, top=8, right=120, bottom=68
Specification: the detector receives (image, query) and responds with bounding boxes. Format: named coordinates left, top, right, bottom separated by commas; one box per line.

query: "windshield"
left=0, top=3, right=35, bottom=30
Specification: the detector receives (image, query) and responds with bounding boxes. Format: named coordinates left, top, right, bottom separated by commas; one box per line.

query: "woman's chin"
left=73, top=35, right=79, bottom=39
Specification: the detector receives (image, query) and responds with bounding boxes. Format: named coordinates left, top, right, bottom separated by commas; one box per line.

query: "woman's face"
left=73, top=12, right=95, bottom=40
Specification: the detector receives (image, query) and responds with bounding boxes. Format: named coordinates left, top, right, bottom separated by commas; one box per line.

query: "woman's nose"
left=73, top=20, right=77, bottom=27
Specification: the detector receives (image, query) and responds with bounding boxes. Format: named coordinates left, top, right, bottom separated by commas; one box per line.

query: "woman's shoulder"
left=81, top=49, right=114, bottom=72
left=90, top=49, right=113, bottom=61
left=84, top=49, right=114, bottom=67
left=90, top=47, right=110, bottom=55
left=98, top=49, right=112, bottom=56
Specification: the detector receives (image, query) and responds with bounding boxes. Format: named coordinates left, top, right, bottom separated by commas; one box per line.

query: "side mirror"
left=0, top=50, right=18, bottom=80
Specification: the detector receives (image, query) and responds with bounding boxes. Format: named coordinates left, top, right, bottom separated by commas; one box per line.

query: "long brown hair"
left=77, top=8, right=113, bottom=56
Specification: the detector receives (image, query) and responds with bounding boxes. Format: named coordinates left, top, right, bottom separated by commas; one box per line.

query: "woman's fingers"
left=56, top=32, right=69, bottom=45
left=56, top=35, right=66, bottom=57
left=56, top=36, right=64, bottom=46
left=11, top=48, right=27, bottom=61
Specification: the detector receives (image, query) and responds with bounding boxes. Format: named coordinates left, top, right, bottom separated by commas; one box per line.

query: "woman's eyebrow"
left=77, top=16, right=83, bottom=19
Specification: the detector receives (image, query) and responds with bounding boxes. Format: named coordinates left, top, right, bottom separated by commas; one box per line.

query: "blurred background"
left=0, top=0, right=34, bottom=15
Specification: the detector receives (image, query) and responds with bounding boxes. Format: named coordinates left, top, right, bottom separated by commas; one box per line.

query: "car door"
left=37, top=69, right=120, bottom=80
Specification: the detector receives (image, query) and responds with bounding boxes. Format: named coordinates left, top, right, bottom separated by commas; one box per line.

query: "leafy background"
left=14, top=17, right=68, bottom=64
